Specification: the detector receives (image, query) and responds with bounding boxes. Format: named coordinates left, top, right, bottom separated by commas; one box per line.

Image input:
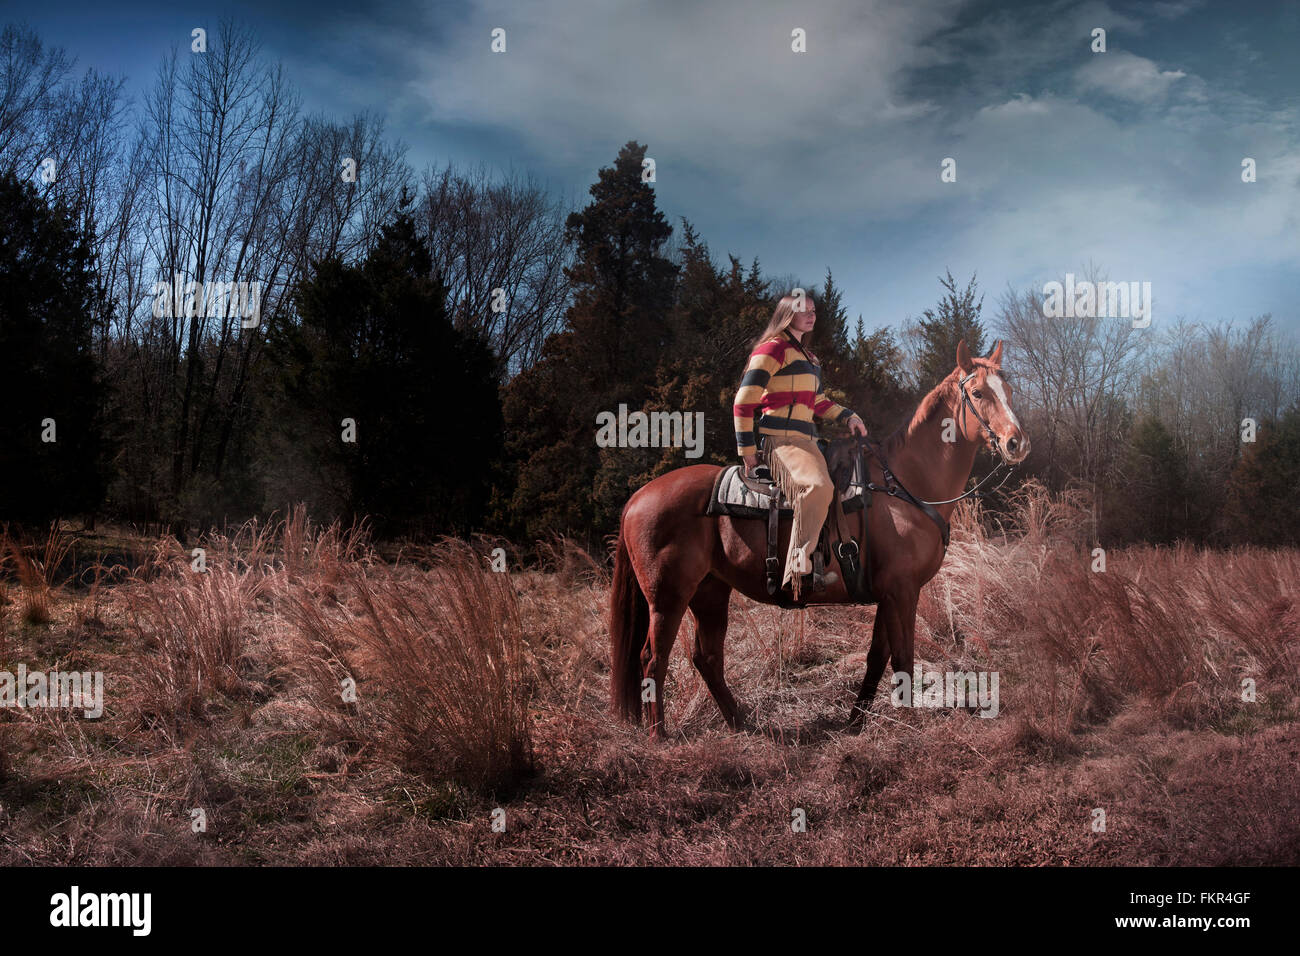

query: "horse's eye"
left=972, top=390, right=982, bottom=399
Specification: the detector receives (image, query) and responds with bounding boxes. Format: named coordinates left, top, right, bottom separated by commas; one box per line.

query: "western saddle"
left=707, top=435, right=953, bottom=609
left=707, top=436, right=874, bottom=608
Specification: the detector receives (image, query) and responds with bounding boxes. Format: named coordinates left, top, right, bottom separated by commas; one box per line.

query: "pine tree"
left=1118, top=415, right=1187, bottom=543
left=817, top=269, right=851, bottom=360
left=263, top=212, right=502, bottom=536
left=845, top=319, right=915, bottom=437
left=562, top=141, right=676, bottom=393
left=501, top=142, right=678, bottom=545
left=1222, top=405, right=1300, bottom=545
left=812, top=269, right=861, bottom=424
left=916, top=270, right=986, bottom=386
left=0, top=172, right=108, bottom=528
left=639, top=226, right=771, bottom=480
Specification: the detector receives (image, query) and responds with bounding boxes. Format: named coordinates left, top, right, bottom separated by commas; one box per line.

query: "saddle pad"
left=706, top=464, right=867, bottom=519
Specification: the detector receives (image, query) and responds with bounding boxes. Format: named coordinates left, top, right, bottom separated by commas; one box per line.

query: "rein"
left=922, top=372, right=1018, bottom=506
left=856, top=374, right=1019, bottom=545
left=857, top=439, right=952, bottom=549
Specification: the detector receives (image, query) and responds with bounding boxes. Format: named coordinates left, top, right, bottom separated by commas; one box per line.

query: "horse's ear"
left=956, top=340, right=975, bottom=374
left=988, top=339, right=1003, bottom=365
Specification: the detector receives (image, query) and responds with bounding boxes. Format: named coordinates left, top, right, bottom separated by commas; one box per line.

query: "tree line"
left=2, top=21, right=1297, bottom=548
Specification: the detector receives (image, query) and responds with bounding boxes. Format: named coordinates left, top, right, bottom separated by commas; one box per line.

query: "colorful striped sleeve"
left=732, top=340, right=786, bottom=457
left=813, top=389, right=856, bottom=424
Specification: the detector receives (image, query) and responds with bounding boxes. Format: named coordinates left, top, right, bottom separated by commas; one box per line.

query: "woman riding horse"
left=732, top=291, right=869, bottom=599
left=611, top=334, right=1029, bottom=739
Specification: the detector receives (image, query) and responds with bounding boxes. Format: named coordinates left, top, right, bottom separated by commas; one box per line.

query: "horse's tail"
left=609, top=526, right=649, bottom=723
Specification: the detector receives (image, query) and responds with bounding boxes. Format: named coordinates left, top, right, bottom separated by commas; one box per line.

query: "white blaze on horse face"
left=986, top=374, right=1020, bottom=430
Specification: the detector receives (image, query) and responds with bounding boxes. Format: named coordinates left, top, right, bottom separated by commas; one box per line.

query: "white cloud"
left=391, top=0, right=960, bottom=181
left=322, top=0, right=1300, bottom=331
left=1075, top=50, right=1187, bottom=102
left=978, top=93, right=1053, bottom=119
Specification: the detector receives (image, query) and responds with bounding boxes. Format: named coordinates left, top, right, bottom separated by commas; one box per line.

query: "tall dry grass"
left=115, top=511, right=383, bottom=728
left=268, top=504, right=374, bottom=587
left=919, top=481, right=1300, bottom=740
left=0, top=523, right=75, bottom=625
left=4, top=494, right=1299, bottom=865
left=123, top=551, right=269, bottom=726
left=279, top=539, right=533, bottom=792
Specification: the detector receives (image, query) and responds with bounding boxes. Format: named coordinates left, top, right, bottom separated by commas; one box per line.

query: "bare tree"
left=0, top=23, right=74, bottom=178
left=1138, top=314, right=1300, bottom=485
left=0, top=23, right=138, bottom=348
left=129, top=21, right=414, bottom=498
left=419, top=162, right=573, bottom=374
left=996, top=265, right=1149, bottom=533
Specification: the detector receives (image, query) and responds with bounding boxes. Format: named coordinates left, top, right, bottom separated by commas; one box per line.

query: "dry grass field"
left=1, top=487, right=1298, bottom=865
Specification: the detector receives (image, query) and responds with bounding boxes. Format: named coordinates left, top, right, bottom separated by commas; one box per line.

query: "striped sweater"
left=733, top=332, right=856, bottom=457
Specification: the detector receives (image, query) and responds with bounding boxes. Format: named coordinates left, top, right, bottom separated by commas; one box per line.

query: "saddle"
left=707, top=437, right=876, bottom=607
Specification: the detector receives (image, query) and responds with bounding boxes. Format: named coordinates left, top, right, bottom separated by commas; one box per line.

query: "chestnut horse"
left=610, top=340, right=1030, bottom=738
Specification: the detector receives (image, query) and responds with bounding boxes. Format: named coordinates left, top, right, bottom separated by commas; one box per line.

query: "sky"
left=19, top=0, right=1300, bottom=337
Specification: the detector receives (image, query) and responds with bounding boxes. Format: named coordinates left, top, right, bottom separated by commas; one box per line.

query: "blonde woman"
left=732, top=292, right=868, bottom=598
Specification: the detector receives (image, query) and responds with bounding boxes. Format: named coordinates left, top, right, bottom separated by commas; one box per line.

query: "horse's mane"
left=880, top=359, right=995, bottom=457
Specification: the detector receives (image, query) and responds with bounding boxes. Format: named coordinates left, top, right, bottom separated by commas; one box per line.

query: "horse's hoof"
left=726, top=707, right=752, bottom=733
left=844, top=707, right=870, bottom=732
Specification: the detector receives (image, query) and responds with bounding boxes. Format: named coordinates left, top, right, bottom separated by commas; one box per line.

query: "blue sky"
left=21, top=0, right=1300, bottom=336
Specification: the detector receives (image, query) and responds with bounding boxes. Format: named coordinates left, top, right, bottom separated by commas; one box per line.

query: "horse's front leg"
left=847, top=598, right=893, bottom=729
left=847, top=588, right=918, bottom=730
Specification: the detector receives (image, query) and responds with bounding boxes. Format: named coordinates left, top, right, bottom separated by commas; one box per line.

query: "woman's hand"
left=848, top=415, right=868, bottom=437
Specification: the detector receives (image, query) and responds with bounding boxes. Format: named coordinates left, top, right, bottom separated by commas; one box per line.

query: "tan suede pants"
left=765, top=435, right=834, bottom=596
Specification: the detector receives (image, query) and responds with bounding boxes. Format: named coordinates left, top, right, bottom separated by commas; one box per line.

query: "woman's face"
left=790, top=302, right=817, bottom=334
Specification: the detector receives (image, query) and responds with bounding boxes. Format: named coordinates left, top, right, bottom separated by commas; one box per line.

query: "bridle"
left=958, top=371, right=1002, bottom=458
left=914, top=371, right=1019, bottom=506
left=859, top=370, right=1020, bottom=520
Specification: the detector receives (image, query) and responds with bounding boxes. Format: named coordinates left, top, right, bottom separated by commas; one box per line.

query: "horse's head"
left=955, top=340, right=1030, bottom=465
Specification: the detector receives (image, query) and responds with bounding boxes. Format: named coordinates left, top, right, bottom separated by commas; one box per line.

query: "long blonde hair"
left=751, top=290, right=816, bottom=350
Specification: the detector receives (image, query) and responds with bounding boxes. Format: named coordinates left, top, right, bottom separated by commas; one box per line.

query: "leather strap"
left=854, top=441, right=874, bottom=598
left=829, top=442, right=872, bottom=602
left=862, top=439, right=950, bottom=549
left=765, top=489, right=781, bottom=596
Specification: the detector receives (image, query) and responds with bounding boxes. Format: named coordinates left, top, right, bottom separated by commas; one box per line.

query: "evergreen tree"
left=0, top=172, right=108, bottom=528
left=844, top=319, right=915, bottom=437
left=1222, top=405, right=1300, bottom=545
left=263, top=212, right=502, bottom=536
left=501, top=142, right=677, bottom=545
left=639, top=225, right=771, bottom=480
left=562, top=140, right=676, bottom=391
left=916, top=270, right=986, bottom=386
left=816, top=269, right=852, bottom=361
left=1116, top=415, right=1187, bottom=544
left=813, top=269, right=866, bottom=426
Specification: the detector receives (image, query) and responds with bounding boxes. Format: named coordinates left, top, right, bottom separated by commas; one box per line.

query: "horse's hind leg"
left=688, top=576, right=744, bottom=731
left=643, top=595, right=690, bottom=740
left=627, top=506, right=714, bottom=739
